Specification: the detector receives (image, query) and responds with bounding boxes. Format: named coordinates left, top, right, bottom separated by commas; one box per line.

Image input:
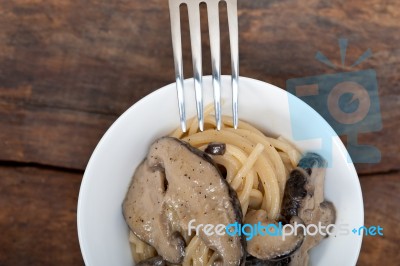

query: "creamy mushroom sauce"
left=123, top=138, right=335, bottom=266
left=123, top=137, right=245, bottom=265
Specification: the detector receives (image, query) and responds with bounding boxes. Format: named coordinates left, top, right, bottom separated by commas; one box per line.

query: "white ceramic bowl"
left=77, top=76, right=363, bottom=266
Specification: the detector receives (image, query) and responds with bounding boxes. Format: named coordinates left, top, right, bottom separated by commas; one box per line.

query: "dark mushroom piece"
left=205, top=142, right=226, bottom=155
left=280, top=169, right=308, bottom=223
left=285, top=153, right=336, bottom=265
left=136, top=256, right=166, bottom=266
left=244, top=210, right=304, bottom=261
left=245, top=255, right=291, bottom=266
left=123, top=137, right=245, bottom=265
left=246, top=153, right=336, bottom=266
left=123, top=161, right=185, bottom=264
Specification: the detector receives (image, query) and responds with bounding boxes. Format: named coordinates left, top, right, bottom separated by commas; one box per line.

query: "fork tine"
left=169, top=0, right=186, bottom=132
left=169, top=0, right=239, bottom=132
left=226, top=0, right=239, bottom=129
left=187, top=1, right=204, bottom=131
left=207, top=0, right=222, bottom=130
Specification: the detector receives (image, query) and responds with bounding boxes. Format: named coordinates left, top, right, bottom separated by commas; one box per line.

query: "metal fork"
left=168, top=0, right=239, bottom=132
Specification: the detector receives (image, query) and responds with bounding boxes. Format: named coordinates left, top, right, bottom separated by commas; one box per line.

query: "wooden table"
left=0, top=0, right=398, bottom=265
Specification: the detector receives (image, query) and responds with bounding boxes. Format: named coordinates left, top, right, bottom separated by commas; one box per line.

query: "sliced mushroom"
left=244, top=210, right=304, bottom=261
left=284, top=153, right=336, bottom=266
left=319, top=201, right=336, bottom=227
left=136, top=256, right=166, bottom=266
left=205, top=142, right=226, bottom=155
left=123, top=161, right=185, bottom=263
left=245, top=256, right=291, bottom=266
left=280, top=169, right=308, bottom=223
left=123, top=137, right=245, bottom=265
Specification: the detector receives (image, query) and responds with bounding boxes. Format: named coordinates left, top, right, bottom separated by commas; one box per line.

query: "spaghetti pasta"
left=129, top=110, right=302, bottom=265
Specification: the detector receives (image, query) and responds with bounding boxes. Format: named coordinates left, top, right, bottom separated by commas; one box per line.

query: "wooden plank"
left=0, top=0, right=175, bottom=115
left=1, top=0, right=399, bottom=112
left=357, top=173, right=400, bottom=265
left=0, top=0, right=399, bottom=173
left=0, top=166, right=84, bottom=265
left=0, top=101, right=116, bottom=170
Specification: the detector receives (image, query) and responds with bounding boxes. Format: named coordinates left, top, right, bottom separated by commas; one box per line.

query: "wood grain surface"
left=0, top=166, right=83, bottom=265
left=0, top=0, right=398, bottom=265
